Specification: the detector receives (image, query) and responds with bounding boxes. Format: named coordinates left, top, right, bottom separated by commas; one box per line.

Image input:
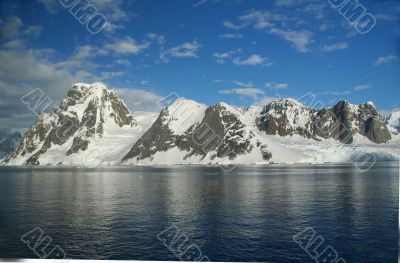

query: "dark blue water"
left=0, top=164, right=398, bottom=262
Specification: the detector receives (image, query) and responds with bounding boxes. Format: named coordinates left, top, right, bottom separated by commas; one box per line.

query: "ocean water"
left=0, top=163, right=398, bottom=262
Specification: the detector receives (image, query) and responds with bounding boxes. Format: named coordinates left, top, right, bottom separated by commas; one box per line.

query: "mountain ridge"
left=5, top=83, right=139, bottom=166
left=3, top=83, right=399, bottom=166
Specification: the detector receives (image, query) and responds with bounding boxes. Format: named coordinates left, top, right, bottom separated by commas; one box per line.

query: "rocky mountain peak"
left=267, top=99, right=305, bottom=108
left=122, top=100, right=267, bottom=165
left=6, top=83, right=137, bottom=165
left=4, top=93, right=397, bottom=166
left=257, top=99, right=391, bottom=144
left=160, top=98, right=207, bottom=135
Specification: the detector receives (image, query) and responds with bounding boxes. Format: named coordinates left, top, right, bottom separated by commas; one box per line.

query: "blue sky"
left=0, top=0, right=399, bottom=130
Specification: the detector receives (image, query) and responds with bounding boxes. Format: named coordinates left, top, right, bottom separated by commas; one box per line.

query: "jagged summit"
left=59, top=82, right=136, bottom=127
left=270, top=98, right=305, bottom=107
left=122, top=98, right=267, bottom=165
left=4, top=91, right=398, bottom=166
left=6, top=83, right=138, bottom=166
left=72, top=82, right=106, bottom=89
left=159, top=98, right=207, bottom=135
left=257, top=99, right=390, bottom=144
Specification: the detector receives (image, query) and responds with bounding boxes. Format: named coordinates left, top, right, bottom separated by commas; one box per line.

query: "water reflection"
left=0, top=164, right=398, bottom=262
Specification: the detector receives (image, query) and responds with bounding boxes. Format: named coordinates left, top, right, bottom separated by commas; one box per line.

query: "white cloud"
left=0, top=15, right=152, bottom=130
left=254, top=95, right=282, bottom=106
left=212, top=79, right=227, bottom=83
left=23, top=25, right=42, bottom=37
left=98, top=71, right=125, bottom=80
left=193, top=0, right=224, bottom=8
left=37, top=0, right=60, bottom=14
left=320, top=42, right=349, bottom=52
left=319, top=23, right=335, bottom=31
left=53, top=45, right=100, bottom=69
left=115, top=59, right=132, bottom=67
left=213, top=49, right=241, bottom=64
left=0, top=50, right=86, bottom=87
left=233, top=54, right=266, bottom=66
left=269, top=28, right=313, bottom=53
left=275, top=0, right=304, bottom=7
left=146, top=33, right=165, bottom=45
left=218, top=33, right=243, bottom=39
left=374, top=54, right=398, bottom=66
left=114, top=88, right=163, bottom=112
left=379, top=108, right=400, bottom=117
left=104, top=37, right=150, bottom=54
left=225, top=10, right=314, bottom=53
left=39, top=0, right=129, bottom=32
left=72, top=45, right=97, bottom=60
left=214, top=52, right=232, bottom=64
left=317, top=90, right=352, bottom=96
left=0, top=16, right=22, bottom=39
left=375, top=14, right=398, bottom=22
left=160, top=41, right=201, bottom=62
left=234, top=81, right=254, bottom=88
left=0, top=45, right=164, bottom=130
left=193, top=0, right=208, bottom=7
left=0, top=49, right=95, bottom=130
left=219, top=88, right=264, bottom=98
left=91, top=0, right=129, bottom=20
left=2, top=39, right=24, bottom=49
left=353, top=84, right=370, bottom=91
left=303, top=3, right=327, bottom=20
left=265, top=82, right=288, bottom=89
left=223, top=21, right=246, bottom=30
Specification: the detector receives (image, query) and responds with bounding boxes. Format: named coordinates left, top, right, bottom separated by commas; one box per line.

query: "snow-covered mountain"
left=3, top=83, right=399, bottom=166
left=122, top=98, right=398, bottom=165
left=0, top=131, right=22, bottom=160
left=121, top=100, right=279, bottom=165
left=386, top=110, right=400, bottom=135
left=5, top=83, right=145, bottom=166
left=257, top=99, right=391, bottom=144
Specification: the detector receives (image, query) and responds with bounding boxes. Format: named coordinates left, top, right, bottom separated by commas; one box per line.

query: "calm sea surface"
left=0, top=164, right=398, bottom=262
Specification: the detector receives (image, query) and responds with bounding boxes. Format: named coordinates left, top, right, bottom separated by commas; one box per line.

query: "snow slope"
left=123, top=101, right=313, bottom=166
left=5, top=83, right=155, bottom=166
left=122, top=99, right=399, bottom=166
left=386, top=110, right=400, bottom=134
left=160, top=98, right=207, bottom=135
left=4, top=83, right=399, bottom=167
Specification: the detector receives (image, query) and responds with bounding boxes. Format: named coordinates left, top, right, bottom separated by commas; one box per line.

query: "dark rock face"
left=67, top=137, right=90, bottom=156
left=8, top=113, right=52, bottom=162
left=0, top=132, right=22, bottom=159
left=6, top=83, right=136, bottom=165
left=122, top=108, right=176, bottom=162
left=365, top=118, right=392, bottom=143
left=122, top=102, right=270, bottom=163
left=257, top=100, right=391, bottom=144
left=257, top=99, right=315, bottom=138
left=260, top=144, right=272, bottom=161
left=107, top=92, right=135, bottom=127
left=180, top=103, right=256, bottom=160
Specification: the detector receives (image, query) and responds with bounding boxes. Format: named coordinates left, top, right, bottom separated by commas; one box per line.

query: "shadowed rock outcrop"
left=257, top=100, right=391, bottom=144
left=0, top=131, right=22, bottom=159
